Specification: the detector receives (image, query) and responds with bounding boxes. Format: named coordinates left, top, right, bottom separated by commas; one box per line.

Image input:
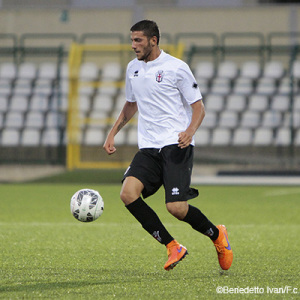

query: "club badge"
left=155, top=70, right=164, bottom=83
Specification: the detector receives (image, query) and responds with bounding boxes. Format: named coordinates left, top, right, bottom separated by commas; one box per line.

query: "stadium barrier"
left=0, top=31, right=299, bottom=170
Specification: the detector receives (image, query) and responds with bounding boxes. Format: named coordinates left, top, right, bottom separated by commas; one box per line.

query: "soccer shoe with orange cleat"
left=213, top=225, right=233, bottom=270
left=164, top=240, right=188, bottom=271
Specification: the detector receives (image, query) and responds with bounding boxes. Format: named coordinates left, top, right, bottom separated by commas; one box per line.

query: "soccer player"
left=103, top=20, right=233, bottom=271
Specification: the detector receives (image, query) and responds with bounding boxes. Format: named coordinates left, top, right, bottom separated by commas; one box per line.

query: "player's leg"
left=123, top=178, right=186, bottom=271
left=162, top=144, right=219, bottom=237
left=162, top=144, right=233, bottom=270
left=182, top=204, right=233, bottom=270
left=120, top=175, right=143, bottom=205
left=165, top=200, right=221, bottom=241
left=181, top=203, right=233, bottom=270
left=161, top=198, right=189, bottom=270
left=121, top=150, right=174, bottom=247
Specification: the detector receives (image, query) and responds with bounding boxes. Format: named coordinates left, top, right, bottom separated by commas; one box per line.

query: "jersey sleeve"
left=125, top=63, right=136, bottom=103
left=176, top=62, right=202, bottom=104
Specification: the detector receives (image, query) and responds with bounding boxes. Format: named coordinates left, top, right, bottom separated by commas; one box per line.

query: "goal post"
left=66, top=43, right=184, bottom=170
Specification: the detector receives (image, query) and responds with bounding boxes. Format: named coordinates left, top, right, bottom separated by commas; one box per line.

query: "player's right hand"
left=103, top=138, right=116, bottom=155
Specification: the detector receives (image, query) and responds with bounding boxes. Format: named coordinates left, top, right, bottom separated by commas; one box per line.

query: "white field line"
left=0, top=222, right=129, bottom=227
left=0, top=222, right=299, bottom=229
left=192, top=175, right=300, bottom=186
left=264, top=189, right=300, bottom=197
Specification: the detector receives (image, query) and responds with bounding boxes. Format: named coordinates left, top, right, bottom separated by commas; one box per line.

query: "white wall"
left=0, top=6, right=299, bottom=40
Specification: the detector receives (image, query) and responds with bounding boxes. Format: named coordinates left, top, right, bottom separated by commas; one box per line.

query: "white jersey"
left=125, top=50, right=202, bottom=149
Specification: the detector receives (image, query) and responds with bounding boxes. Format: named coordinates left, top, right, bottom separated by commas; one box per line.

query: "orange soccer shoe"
left=213, top=225, right=233, bottom=270
left=164, top=240, right=188, bottom=271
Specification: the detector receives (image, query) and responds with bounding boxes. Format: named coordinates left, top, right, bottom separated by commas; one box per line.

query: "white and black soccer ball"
left=70, top=189, right=104, bottom=222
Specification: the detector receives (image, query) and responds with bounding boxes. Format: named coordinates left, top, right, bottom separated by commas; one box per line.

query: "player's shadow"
left=1, top=267, right=160, bottom=294
left=1, top=275, right=136, bottom=294
left=0, top=281, right=99, bottom=293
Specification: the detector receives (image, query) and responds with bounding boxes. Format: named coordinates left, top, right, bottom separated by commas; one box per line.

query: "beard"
left=137, top=42, right=152, bottom=61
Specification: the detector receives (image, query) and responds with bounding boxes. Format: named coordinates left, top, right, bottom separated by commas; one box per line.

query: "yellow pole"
left=67, top=43, right=82, bottom=170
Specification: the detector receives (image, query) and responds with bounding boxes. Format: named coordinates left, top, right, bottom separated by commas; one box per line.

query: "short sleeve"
left=176, top=63, right=202, bottom=104
left=125, top=64, right=136, bottom=102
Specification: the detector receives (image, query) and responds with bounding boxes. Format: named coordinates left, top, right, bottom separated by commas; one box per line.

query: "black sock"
left=126, top=197, right=174, bottom=246
left=182, top=205, right=219, bottom=240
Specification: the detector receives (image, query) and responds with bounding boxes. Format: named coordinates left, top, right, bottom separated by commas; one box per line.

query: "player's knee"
left=120, top=186, right=142, bottom=205
left=120, top=176, right=144, bottom=205
left=166, top=202, right=188, bottom=220
left=120, top=189, right=135, bottom=205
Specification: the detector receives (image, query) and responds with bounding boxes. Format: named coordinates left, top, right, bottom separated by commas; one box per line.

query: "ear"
left=151, top=36, right=157, bottom=47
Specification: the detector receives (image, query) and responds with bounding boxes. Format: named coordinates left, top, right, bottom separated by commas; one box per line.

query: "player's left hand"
left=178, top=131, right=193, bottom=149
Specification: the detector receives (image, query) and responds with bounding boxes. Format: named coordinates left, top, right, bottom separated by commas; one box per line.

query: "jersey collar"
left=143, top=50, right=165, bottom=65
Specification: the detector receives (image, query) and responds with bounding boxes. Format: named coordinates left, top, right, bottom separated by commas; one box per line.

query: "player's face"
left=131, top=31, right=153, bottom=62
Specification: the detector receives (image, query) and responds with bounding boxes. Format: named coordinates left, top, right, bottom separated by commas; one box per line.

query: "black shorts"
left=123, top=144, right=198, bottom=203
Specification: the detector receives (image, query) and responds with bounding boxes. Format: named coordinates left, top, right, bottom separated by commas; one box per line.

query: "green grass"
left=1, top=184, right=300, bottom=299
left=30, top=169, right=125, bottom=184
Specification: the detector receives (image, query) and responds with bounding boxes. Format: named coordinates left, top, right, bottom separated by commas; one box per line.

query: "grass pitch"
left=1, top=183, right=299, bottom=299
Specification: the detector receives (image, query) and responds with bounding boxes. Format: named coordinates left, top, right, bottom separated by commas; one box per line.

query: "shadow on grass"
left=0, top=280, right=103, bottom=293
left=1, top=265, right=225, bottom=294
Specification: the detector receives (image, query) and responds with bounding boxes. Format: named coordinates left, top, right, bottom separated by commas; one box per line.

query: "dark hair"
left=130, top=20, right=160, bottom=45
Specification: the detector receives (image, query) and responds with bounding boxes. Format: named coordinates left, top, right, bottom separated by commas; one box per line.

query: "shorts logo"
left=172, top=187, right=180, bottom=195
left=155, top=70, right=164, bottom=83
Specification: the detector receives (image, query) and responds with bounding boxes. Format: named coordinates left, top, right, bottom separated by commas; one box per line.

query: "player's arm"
left=103, top=101, right=138, bottom=155
left=178, top=99, right=205, bottom=149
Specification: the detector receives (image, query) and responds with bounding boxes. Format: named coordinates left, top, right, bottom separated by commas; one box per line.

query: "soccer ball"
left=70, top=188, right=104, bottom=222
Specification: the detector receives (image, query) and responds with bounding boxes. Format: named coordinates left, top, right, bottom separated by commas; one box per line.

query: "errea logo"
left=172, top=187, right=179, bottom=195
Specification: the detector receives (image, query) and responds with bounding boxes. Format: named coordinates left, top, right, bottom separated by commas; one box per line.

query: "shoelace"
left=167, top=244, right=179, bottom=257
left=167, top=248, right=171, bottom=256
left=214, top=243, right=224, bottom=253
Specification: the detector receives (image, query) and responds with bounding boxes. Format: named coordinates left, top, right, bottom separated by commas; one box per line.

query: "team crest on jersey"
left=155, top=70, right=164, bottom=83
